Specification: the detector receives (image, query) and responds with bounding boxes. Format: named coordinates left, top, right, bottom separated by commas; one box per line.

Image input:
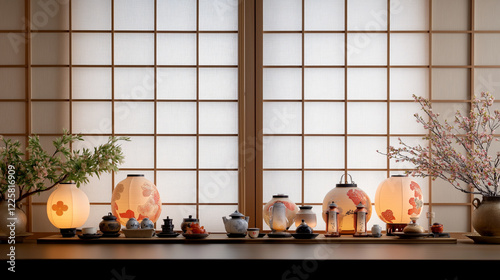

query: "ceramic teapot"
left=222, top=210, right=249, bottom=235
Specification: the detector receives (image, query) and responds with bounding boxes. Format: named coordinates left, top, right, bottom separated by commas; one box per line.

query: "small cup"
left=82, top=227, right=97, bottom=235
left=247, top=228, right=260, bottom=238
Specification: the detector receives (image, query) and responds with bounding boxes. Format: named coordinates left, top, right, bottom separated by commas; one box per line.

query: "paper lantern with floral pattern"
left=111, top=174, right=162, bottom=226
left=375, top=175, right=424, bottom=234
left=46, top=183, right=90, bottom=237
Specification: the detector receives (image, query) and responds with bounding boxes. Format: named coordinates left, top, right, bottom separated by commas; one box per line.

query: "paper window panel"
left=304, top=33, right=344, bottom=66
left=0, top=102, right=25, bottom=134
left=347, top=68, right=387, bottom=100
left=31, top=67, right=69, bottom=99
left=0, top=68, right=25, bottom=99
left=389, top=102, right=428, bottom=135
left=433, top=206, right=470, bottom=232
left=304, top=0, right=344, bottom=31
left=263, top=33, right=302, bottom=66
left=77, top=173, right=113, bottom=203
left=475, top=0, right=500, bottom=30
left=157, top=33, right=197, bottom=66
left=199, top=102, right=238, bottom=134
left=157, top=136, right=197, bottom=168
left=82, top=205, right=112, bottom=229
left=114, top=33, right=154, bottom=65
left=157, top=0, right=196, bottom=31
left=390, top=68, right=429, bottom=100
left=304, top=102, right=344, bottom=134
left=157, top=68, right=197, bottom=100
left=432, top=178, right=469, bottom=203
left=113, top=0, right=154, bottom=30
left=263, top=136, right=302, bottom=169
left=475, top=34, right=500, bottom=66
left=303, top=171, right=344, bottom=203
left=199, top=33, right=238, bottom=66
left=348, top=170, right=388, bottom=203
left=347, top=33, right=387, bottom=65
left=432, top=0, right=469, bottom=30
left=431, top=68, right=470, bottom=100
left=474, top=68, right=500, bottom=98
left=157, top=102, right=197, bottom=134
left=0, top=33, right=25, bottom=65
left=263, top=171, right=302, bottom=203
left=116, top=137, right=155, bottom=169
left=0, top=0, right=24, bottom=30
left=347, top=102, right=387, bottom=134
left=390, top=33, right=429, bottom=65
left=390, top=0, right=429, bottom=31
left=72, top=33, right=111, bottom=65
left=432, top=34, right=470, bottom=66
left=200, top=205, right=238, bottom=232
left=72, top=102, right=112, bottom=134
left=157, top=171, right=197, bottom=203
left=199, top=136, right=238, bottom=168
left=71, top=0, right=111, bottom=30
left=431, top=102, right=469, bottom=124
left=263, top=102, right=302, bottom=134
left=347, top=136, right=387, bottom=169
left=31, top=101, right=69, bottom=134
left=31, top=33, right=69, bottom=65
left=304, top=136, right=344, bottom=169
left=114, top=102, right=155, bottom=134
left=263, top=68, right=302, bottom=100
left=263, top=0, right=302, bottom=31
left=347, top=0, right=387, bottom=31
left=199, top=0, right=238, bottom=31
left=72, top=67, right=112, bottom=100
left=199, top=68, right=238, bottom=100
left=114, top=68, right=155, bottom=100
left=304, top=68, right=344, bottom=100
left=199, top=171, right=239, bottom=203
left=30, top=0, right=69, bottom=30
left=31, top=205, right=56, bottom=232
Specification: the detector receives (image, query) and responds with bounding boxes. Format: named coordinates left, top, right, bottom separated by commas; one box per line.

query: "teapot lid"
left=229, top=210, right=244, bottom=218
left=102, top=212, right=117, bottom=220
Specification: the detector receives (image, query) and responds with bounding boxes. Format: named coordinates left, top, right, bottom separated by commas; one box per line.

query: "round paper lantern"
left=322, top=175, right=372, bottom=234
left=111, top=174, right=162, bottom=226
left=263, top=194, right=298, bottom=231
left=46, top=183, right=90, bottom=237
left=375, top=175, right=424, bottom=234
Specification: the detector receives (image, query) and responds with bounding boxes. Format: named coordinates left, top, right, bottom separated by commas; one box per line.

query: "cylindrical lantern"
left=111, top=174, right=162, bottom=226
left=375, top=175, right=424, bottom=235
left=263, top=194, right=298, bottom=232
left=353, top=203, right=368, bottom=237
left=46, top=183, right=90, bottom=237
left=322, top=174, right=372, bottom=234
left=325, top=202, right=340, bottom=237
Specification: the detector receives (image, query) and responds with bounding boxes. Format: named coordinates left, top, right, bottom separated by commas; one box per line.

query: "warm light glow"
left=375, top=176, right=424, bottom=224
left=111, top=175, right=162, bottom=226
left=46, top=183, right=90, bottom=229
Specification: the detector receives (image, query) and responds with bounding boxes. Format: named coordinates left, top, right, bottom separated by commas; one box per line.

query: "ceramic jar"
left=141, top=217, right=154, bottom=229
left=296, top=220, right=313, bottom=234
left=295, top=206, right=317, bottom=228
left=126, top=217, right=140, bottom=229
left=181, top=215, right=199, bottom=233
left=472, top=196, right=500, bottom=236
left=99, top=212, right=121, bottom=236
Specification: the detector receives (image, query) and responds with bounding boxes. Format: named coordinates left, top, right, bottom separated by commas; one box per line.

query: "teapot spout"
left=245, top=216, right=250, bottom=223
left=222, top=216, right=228, bottom=225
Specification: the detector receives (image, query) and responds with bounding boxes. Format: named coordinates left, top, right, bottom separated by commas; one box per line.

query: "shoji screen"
left=0, top=0, right=240, bottom=232
left=259, top=0, right=498, bottom=232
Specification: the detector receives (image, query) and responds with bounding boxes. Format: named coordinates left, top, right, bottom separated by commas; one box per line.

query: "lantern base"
left=386, top=223, right=406, bottom=236
left=60, top=228, right=76, bottom=237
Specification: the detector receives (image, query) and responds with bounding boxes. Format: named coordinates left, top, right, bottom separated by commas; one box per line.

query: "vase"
left=472, top=196, right=500, bottom=236
left=0, top=200, right=28, bottom=236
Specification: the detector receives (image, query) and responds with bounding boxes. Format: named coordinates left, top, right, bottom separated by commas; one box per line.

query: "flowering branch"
left=381, top=92, right=500, bottom=197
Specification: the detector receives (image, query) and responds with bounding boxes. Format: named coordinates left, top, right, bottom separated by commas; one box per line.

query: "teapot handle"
left=472, top=198, right=481, bottom=209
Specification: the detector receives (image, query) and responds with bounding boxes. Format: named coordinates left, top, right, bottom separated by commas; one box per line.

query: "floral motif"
left=347, top=189, right=368, bottom=206
left=52, top=201, right=68, bottom=216
left=408, top=181, right=423, bottom=216
left=381, top=209, right=396, bottom=223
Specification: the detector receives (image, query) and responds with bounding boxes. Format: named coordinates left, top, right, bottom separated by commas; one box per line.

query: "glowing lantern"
left=263, top=194, right=298, bottom=234
left=111, top=174, right=162, bottom=226
left=322, top=174, right=372, bottom=234
left=46, top=183, right=90, bottom=237
left=375, top=175, right=424, bottom=235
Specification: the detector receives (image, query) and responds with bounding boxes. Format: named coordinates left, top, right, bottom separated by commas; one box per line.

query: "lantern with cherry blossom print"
left=375, top=175, right=424, bottom=235
left=322, top=174, right=372, bottom=234
left=111, top=174, right=162, bottom=226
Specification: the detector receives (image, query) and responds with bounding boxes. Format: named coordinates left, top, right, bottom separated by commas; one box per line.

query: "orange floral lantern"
left=322, top=174, right=372, bottom=234
left=375, top=175, right=424, bottom=235
left=46, top=183, right=90, bottom=237
left=111, top=174, right=162, bottom=226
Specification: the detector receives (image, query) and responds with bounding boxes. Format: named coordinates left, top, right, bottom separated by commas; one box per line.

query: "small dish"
left=122, top=228, right=155, bottom=238
left=156, top=232, right=180, bottom=238
left=182, top=233, right=209, bottom=239
left=227, top=233, right=246, bottom=238
left=291, top=233, right=319, bottom=239
left=465, top=234, right=500, bottom=244
left=77, top=233, right=102, bottom=240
